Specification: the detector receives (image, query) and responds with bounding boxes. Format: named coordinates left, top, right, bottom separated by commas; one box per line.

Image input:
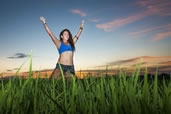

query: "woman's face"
left=61, top=31, right=69, bottom=41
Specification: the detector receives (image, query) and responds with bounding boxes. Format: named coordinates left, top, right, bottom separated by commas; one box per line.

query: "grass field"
left=0, top=52, right=171, bottom=114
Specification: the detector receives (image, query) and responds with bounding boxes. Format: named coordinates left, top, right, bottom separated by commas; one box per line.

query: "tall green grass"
left=0, top=52, right=171, bottom=113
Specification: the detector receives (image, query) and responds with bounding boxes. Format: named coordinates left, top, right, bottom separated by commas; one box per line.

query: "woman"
left=40, top=17, right=84, bottom=79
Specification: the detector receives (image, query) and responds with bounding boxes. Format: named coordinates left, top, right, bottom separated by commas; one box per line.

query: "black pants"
left=55, top=63, right=75, bottom=75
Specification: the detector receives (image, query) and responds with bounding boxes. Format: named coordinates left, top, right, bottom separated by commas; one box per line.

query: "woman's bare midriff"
left=57, top=51, right=74, bottom=65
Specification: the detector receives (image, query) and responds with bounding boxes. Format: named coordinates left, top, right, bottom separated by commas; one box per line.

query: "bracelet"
left=75, top=36, right=79, bottom=39
left=80, top=27, right=83, bottom=30
left=43, top=23, right=46, bottom=25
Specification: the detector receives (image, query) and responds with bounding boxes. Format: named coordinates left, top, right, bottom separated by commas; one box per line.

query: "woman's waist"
left=58, top=53, right=74, bottom=65
left=57, top=62, right=74, bottom=67
left=57, top=59, right=74, bottom=66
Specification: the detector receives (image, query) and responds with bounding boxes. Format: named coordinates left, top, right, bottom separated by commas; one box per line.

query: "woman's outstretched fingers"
left=82, top=20, right=85, bottom=24
left=81, top=20, right=85, bottom=28
left=40, top=16, right=46, bottom=23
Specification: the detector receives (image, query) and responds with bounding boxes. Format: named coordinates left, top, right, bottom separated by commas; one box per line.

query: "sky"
left=0, top=0, right=171, bottom=74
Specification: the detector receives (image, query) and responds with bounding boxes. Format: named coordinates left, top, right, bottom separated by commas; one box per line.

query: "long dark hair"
left=59, top=29, right=75, bottom=52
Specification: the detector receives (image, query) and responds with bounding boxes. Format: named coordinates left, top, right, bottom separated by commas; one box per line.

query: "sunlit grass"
left=0, top=52, right=171, bottom=113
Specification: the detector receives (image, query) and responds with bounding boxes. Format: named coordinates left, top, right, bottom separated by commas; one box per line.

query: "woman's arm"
left=73, top=20, right=85, bottom=44
left=40, top=17, right=60, bottom=49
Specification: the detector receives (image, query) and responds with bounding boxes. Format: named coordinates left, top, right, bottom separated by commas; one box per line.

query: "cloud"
left=129, top=24, right=171, bottom=41
left=96, top=12, right=148, bottom=31
left=81, top=56, right=171, bottom=75
left=92, top=56, right=171, bottom=74
left=71, top=9, right=87, bottom=17
left=8, top=53, right=29, bottom=59
left=131, top=62, right=147, bottom=67
left=6, top=68, right=18, bottom=72
left=132, top=0, right=171, bottom=41
left=137, top=0, right=171, bottom=16
left=96, top=56, right=171, bottom=67
left=107, top=57, right=139, bottom=65
left=158, top=65, right=171, bottom=70
left=89, top=19, right=100, bottom=23
left=128, top=24, right=167, bottom=36
left=153, top=31, right=171, bottom=41
left=106, top=56, right=162, bottom=66
left=153, top=24, right=171, bottom=41
left=6, top=69, right=13, bottom=72
left=96, top=0, right=171, bottom=32
left=159, top=61, right=171, bottom=65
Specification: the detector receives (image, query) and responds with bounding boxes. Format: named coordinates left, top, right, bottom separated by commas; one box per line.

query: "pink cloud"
left=71, top=9, right=87, bottom=17
left=137, top=0, right=171, bottom=16
left=96, top=0, right=171, bottom=32
left=153, top=31, right=171, bottom=41
left=128, top=24, right=168, bottom=36
left=128, top=24, right=171, bottom=41
left=152, top=24, right=171, bottom=41
left=94, top=56, right=171, bottom=74
left=96, top=11, right=148, bottom=31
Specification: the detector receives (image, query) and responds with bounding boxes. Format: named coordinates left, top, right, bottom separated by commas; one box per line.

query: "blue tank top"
left=58, top=42, right=73, bottom=54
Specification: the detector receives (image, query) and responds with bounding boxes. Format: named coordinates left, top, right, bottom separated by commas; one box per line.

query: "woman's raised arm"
left=40, top=17, right=61, bottom=49
left=73, top=20, right=85, bottom=44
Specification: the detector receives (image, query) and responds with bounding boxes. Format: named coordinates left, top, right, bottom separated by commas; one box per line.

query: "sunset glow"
left=0, top=0, right=170, bottom=77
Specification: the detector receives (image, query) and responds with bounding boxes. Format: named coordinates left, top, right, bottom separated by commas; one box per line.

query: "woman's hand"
left=80, top=20, right=85, bottom=29
left=40, top=16, right=46, bottom=24
left=73, top=20, right=85, bottom=44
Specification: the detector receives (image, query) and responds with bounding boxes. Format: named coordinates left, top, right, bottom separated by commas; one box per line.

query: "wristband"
left=75, top=36, right=79, bottom=39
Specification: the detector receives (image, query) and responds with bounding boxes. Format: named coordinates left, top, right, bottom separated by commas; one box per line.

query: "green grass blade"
left=29, top=50, right=33, bottom=78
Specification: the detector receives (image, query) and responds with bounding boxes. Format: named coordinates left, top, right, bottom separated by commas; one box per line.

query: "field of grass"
left=0, top=52, right=171, bottom=114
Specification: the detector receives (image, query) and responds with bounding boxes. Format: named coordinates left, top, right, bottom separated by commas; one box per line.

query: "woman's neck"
left=63, top=40, right=69, bottom=45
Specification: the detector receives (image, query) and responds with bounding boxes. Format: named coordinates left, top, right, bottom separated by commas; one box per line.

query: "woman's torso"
left=57, top=41, right=74, bottom=65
